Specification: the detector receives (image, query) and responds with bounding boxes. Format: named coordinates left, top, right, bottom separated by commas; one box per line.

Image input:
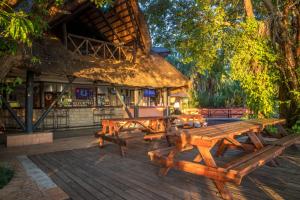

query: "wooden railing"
left=67, top=34, right=134, bottom=62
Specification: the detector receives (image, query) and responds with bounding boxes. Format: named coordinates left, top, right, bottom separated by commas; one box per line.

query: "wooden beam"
left=115, top=87, right=133, bottom=118
left=50, top=2, right=91, bottom=28
left=124, top=0, right=143, bottom=49
left=98, top=8, right=123, bottom=43
left=33, top=76, right=75, bottom=130
left=113, top=7, right=132, bottom=36
left=0, top=95, right=25, bottom=131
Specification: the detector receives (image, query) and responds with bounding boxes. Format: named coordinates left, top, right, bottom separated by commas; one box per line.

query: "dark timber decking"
left=29, top=140, right=300, bottom=200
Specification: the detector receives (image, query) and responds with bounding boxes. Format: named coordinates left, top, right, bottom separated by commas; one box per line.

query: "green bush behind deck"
left=0, top=166, right=14, bottom=189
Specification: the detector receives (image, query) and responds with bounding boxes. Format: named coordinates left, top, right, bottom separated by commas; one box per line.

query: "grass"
left=0, top=165, right=14, bottom=189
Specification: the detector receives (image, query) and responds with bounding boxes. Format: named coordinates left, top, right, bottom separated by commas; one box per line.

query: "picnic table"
left=148, top=118, right=300, bottom=200
left=96, top=114, right=207, bottom=156
left=97, top=116, right=175, bottom=156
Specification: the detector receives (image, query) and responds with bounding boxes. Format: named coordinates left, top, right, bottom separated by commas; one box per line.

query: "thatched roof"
left=72, top=54, right=189, bottom=88
left=11, top=36, right=188, bottom=88
left=48, top=0, right=151, bottom=53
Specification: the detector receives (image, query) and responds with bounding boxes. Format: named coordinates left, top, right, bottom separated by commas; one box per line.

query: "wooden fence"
left=67, top=34, right=134, bottom=62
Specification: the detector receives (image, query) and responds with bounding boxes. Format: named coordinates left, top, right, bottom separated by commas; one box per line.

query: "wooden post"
left=25, top=70, right=34, bottom=133
left=115, top=87, right=133, bottom=118
left=134, top=89, right=139, bottom=118
left=163, top=88, right=169, bottom=116
left=62, top=23, right=68, bottom=48
left=40, top=82, right=45, bottom=108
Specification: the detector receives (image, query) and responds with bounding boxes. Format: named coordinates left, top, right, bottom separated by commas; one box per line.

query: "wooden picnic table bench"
left=96, top=114, right=207, bottom=156
left=96, top=116, right=176, bottom=156
left=148, top=118, right=300, bottom=200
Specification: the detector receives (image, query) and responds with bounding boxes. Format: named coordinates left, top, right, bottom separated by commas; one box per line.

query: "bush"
left=0, top=166, right=14, bottom=189
left=292, top=120, right=300, bottom=134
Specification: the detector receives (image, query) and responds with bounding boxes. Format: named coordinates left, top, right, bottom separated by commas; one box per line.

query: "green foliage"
left=0, top=1, right=46, bottom=48
left=0, top=77, right=22, bottom=105
left=0, top=165, right=14, bottom=189
left=228, top=19, right=279, bottom=117
left=91, top=0, right=113, bottom=8
left=265, top=125, right=278, bottom=135
left=141, top=0, right=279, bottom=116
left=0, top=77, right=22, bottom=93
left=0, top=0, right=109, bottom=54
left=30, top=56, right=41, bottom=64
left=292, top=120, right=300, bottom=134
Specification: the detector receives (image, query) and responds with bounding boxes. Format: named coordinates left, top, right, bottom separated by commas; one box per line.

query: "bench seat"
left=272, top=133, right=300, bottom=147
left=148, top=134, right=300, bottom=185
left=226, top=145, right=285, bottom=184
left=225, top=134, right=300, bottom=184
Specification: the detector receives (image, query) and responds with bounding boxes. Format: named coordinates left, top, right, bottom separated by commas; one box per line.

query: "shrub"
left=0, top=165, right=14, bottom=189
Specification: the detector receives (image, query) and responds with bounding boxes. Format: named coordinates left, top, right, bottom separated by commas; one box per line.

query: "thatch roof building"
left=1, top=0, right=189, bottom=132
left=4, top=0, right=188, bottom=89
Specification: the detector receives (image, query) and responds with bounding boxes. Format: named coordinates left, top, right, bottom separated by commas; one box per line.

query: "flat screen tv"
left=75, top=88, right=93, bottom=99
left=144, top=89, right=156, bottom=97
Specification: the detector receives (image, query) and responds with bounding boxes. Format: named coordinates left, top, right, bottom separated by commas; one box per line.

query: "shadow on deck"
left=29, top=140, right=300, bottom=200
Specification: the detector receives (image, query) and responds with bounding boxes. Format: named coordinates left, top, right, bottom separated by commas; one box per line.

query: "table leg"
left=197, top=146, right=233, bottom=200
left=115, top=131, right=127, bottom=157
left=215, top=139, right=228, bottom=157
left=99, top=137, right=104, bottom=147
left=247, top=132, right=264, bottom=149
left=248, top=132, right=278, bottom=166
left=159, top=148, right=178, bottom=176
left=193, top=154, right=203, bottom=162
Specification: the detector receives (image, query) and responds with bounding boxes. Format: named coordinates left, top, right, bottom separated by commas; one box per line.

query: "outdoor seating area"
left=93, top=116, right=300, bottom=199
left=148, top=118, right=299, bottom=199
left=1, top=0, right=300, bottom=200
left=25, top=132, right=300, bottom=200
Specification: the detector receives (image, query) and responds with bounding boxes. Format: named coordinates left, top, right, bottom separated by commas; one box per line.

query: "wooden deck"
left=29, top=140, right=300, bottom=200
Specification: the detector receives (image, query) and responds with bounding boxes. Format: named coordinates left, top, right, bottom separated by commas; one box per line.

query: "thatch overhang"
left=8, top=36, right=189, bottom=88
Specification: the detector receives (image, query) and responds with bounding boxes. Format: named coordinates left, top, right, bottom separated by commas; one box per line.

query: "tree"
left=140, top=0, right=299, bottom=126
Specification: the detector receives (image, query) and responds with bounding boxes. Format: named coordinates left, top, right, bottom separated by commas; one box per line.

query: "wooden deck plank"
left=29, top=141, right=300, bottom=200
left=81, top=144, right=300, bottom=197
left=43, top=148, right=171, bottom=200
left=54, top=151, right=164, bottom=200
left=30, top=155, right=90, bottom=200
left=66, top=147, right=268, bottom=200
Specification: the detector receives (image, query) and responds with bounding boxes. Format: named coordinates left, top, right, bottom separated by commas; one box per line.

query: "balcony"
left=66, top=34, right=134, bottom=62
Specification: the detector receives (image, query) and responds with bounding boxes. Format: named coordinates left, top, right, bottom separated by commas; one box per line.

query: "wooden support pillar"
left=115, top=87, right=133, bottom=118
left=163, top=88, right=169, bottom=116
left=25, top=70, right=34, bottom=133
left=134, top=89, right=139, bottom=118
left=40, top=82, right=45, bottom=108
left=62, top=23, right=68, bottom=48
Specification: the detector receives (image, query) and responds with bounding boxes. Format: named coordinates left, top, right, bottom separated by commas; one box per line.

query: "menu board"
left=144, top=89, right=156, bottom=97
left=75, top=88, right=93, bottom=99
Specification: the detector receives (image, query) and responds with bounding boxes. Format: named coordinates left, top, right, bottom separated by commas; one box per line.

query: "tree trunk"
left=243, top=0, right=254, bottom=18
